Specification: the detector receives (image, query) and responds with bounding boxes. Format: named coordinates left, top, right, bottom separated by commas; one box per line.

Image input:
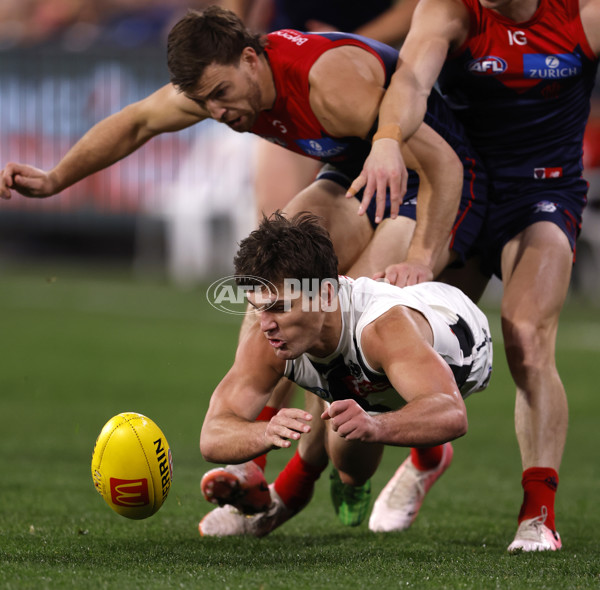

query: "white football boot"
left=201, top=461, right=271, bottom=514
left=369, top=443, right=453, bottom=532
left=507, top=507, right=562, bottom=553
left=199, top=485, right=293, bottom=538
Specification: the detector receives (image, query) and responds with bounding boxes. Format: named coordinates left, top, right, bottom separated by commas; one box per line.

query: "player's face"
left=247, top=289, right=335, bottom=361
left=189, top=55, right=263, bottom=132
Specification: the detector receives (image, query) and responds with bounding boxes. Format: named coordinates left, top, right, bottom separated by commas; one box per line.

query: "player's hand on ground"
left=373, top=260, right=434, bottom=287
left=346, top=138, right=408, bottom=223
left=321, top=399, right=376, bottom=442
left=264, top=407, right=312, bottom=449
left=1, top=163, right=57, bottom=199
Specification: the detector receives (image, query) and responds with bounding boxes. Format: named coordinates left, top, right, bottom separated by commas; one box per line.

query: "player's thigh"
left=438, top=256, right=490, bottom=304
left=254, top=140, right=321, bottom=217
left=325, top=426, right=384, bottom=485
left=346, top=216, right=416, bottom=278
left=298, top=392, right=329, bottom=467
left=501, top=221, right=573, bottom=332
left=283, top=179, right=373, bottom=272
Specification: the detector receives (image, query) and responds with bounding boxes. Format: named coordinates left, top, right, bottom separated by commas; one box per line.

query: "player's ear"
left=241, top=46, right=259, bottom=69
left=321, top=279, right=338, bottom=312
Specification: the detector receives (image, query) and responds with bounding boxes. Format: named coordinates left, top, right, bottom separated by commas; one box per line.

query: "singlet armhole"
left=569, top=0, right=597, bottom=60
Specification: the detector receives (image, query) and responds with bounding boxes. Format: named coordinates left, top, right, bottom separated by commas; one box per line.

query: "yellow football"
left=91, top=412, right=173, bottom=519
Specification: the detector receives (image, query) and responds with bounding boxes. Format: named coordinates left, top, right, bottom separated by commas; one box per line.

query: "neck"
left=308, top=304, right=342, bottom=358
left=490, top=0, right=540, bottom=22
left=259, top=53, right=277, bottom=109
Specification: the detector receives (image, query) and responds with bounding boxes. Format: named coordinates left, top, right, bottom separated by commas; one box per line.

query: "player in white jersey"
left=199, top=211, right=492, bottom=536
left=284, top=277, right=492, bottom=414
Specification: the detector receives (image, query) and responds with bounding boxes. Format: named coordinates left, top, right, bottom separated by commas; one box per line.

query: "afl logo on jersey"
left=467, top=56, right=507, bottom=75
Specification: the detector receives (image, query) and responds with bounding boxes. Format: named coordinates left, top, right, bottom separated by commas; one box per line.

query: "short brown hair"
left=234, top=211, right=339, bottom=289
left=167, top=6, right=266, bottom=94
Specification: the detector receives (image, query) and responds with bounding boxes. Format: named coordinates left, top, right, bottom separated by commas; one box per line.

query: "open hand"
left=346, top=138, right=408, bottom=223
left=264, top=407, right=313, bottom=449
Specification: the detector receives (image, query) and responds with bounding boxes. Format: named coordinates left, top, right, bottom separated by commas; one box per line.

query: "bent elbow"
left=199, top=434, right=220, bottom=464
left=452, top=408, right=468, bottom=440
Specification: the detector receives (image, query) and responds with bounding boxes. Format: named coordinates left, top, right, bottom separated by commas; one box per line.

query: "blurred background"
left=1, top=0, right=600, bottom=303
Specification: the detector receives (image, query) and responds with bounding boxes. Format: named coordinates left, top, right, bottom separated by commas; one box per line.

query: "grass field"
left=1, top=264, right=599, bottom=589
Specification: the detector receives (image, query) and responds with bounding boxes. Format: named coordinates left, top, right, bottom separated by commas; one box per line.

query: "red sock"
left=273, top=450, right=327, bottom=511
left=410, top=445, right=444, bottom=471
left=518, top=467, right=559, bottom=531
left=252, top=406, right=279, bottom=472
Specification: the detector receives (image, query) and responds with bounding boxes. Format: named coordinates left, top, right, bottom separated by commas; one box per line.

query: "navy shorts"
left=479, top=177, right=587, bottom=279
left=316, top=155, right=488, bottom=266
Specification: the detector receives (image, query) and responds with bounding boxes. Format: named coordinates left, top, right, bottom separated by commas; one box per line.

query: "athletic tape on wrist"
left=372, top=124, right=402, bottom=144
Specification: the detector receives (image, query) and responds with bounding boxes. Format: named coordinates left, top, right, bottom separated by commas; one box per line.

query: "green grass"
left=1, top=264, right=600, bottom=589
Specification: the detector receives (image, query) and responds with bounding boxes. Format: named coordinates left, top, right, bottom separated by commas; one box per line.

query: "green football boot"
left=330, top=469, right=371, bottom=527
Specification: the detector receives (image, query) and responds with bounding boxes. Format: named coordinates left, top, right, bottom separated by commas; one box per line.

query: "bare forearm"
left=323, top=392, right=467, bottom=446
left=376, top=0, right=457, bottom=141
left=403, top=131, right=463, bottom=271
left=50, top=105, right=156, bottom=193
left=407, top=179, right=462, bottom=272
left=373, top=393, right=467, bottom=447
left=377, top=66, right=430, bottom=143
left=200, top=418, right=272, bottom=464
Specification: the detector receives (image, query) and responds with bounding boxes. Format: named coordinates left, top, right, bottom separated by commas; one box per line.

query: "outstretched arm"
left=322, top=305, right=467, bottom=446
left=0, top=84, right=206, bottom=200
left=347, top=0, right=469, bottom=216
left=200, top=326, right=313, bottom=464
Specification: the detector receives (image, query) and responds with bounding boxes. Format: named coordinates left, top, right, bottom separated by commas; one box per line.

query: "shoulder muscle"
left=309, top=46, right=385, bottom=137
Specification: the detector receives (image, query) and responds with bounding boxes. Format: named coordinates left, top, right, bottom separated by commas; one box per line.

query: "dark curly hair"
left=167, top=6, right=266, bottom=94
left=234, top=211, right=339, bottom=290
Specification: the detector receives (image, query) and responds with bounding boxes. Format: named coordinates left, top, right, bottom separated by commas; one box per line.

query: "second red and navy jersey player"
left=437, top=0, right=599, bottom=181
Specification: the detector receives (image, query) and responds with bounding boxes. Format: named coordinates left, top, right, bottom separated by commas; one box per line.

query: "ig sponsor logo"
left=206, top=275, right=278, bottom=315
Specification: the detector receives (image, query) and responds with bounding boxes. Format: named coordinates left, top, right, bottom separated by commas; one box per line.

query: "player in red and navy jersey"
left=0, top=6, right=488, bottom=536
left=1, top=7, right=486, bottom=284
left=354, top=0, right=600, bottom=552
left=248, top=27, right=488, bottom=276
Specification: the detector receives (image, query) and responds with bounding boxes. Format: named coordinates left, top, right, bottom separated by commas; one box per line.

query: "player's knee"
left=501, top=314, right=557, bottom=378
